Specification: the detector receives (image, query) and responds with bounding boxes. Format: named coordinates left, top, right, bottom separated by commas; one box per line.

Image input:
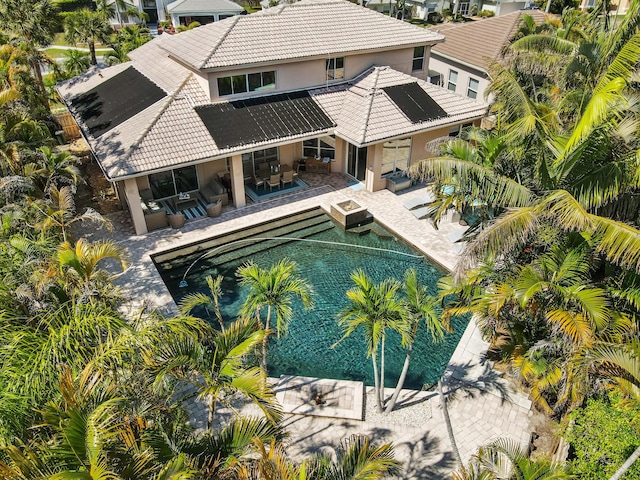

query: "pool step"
left=186, top=221, right=336, bottom=275
left=153, top=207, right=329, bottom=267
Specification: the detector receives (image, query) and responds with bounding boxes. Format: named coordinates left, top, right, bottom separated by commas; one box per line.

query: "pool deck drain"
left=275, top=375, right=363, bottom=420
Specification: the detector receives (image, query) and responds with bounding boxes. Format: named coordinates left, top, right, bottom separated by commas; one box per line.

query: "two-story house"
left=59, top=0, right=487, bottom=235
left=429, top=10, right=547, bottom=102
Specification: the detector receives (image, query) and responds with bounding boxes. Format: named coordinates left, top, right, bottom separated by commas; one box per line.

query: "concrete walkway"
left=84, top=171, right=538, bottom=478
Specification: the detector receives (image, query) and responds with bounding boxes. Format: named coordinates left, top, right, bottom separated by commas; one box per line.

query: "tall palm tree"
left=385, top=268, right=444, bottom=413
left=337, top=269, right=410, bottom=413
left=238, top=258, right=314, bottom=373
left=145, top=317, right=281, bottom=431
left=0, top=0, right=58, bottom=104
left=64, top=9, right=112, bottom=66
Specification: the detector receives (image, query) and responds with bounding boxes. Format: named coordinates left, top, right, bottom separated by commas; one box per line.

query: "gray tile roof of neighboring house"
left=312, top=66, right=487, bottom=145
left=167, top=0, right=244, bottom=14
left=59, top=65, right=485, bottom=180
left=431, top=10, right=548, bottom=72
left=159, top=0, right=445, bottom=70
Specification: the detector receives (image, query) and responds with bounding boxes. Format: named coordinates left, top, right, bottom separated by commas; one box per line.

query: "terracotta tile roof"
left=431, top=10, right=548, bottom=71
left=159, top=0, right=444, bottom=70
left=311, top=66, right=487, bottom=145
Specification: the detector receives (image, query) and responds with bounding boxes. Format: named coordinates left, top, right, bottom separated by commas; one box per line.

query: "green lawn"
left=44, top=47, right=114, bottom=60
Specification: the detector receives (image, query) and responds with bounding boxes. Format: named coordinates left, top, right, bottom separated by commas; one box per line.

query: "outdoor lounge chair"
left=411, top=205, right=432, bottom=220
left=403, top=192, right=435, bottom=210
left=267, top=173, right=280, bottom=191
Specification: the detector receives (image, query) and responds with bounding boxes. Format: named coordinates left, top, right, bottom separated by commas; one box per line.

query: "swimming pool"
left=154, top=208, right=467, bottom=390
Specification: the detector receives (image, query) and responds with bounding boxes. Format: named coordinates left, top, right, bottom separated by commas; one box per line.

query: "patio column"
left=124, top=178, right=147, bottom=235
left=364, top=143, right=385, bottom=192
left=155, top=0, right=166, bottom=21
left=229, top=154, right=246, bottom=208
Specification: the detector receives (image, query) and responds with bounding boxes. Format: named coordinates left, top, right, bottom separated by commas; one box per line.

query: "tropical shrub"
left=478, top=9, right=495, bottom=17
left=563, top=397, right=640, bottom=479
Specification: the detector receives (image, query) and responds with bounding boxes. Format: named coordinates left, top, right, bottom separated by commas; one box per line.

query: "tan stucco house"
left=59, top=0, right=487, bottom=235
left=429, top=10, right=547, bottom=103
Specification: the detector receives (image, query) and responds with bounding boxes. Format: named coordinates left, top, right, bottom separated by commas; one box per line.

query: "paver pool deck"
left=86, top=171, right=539, bottom=479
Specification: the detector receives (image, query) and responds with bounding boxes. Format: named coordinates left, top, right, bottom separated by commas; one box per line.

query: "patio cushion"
left=200, top=178, right=229, bottom=205
left=212, top=180, right=224, bottom=195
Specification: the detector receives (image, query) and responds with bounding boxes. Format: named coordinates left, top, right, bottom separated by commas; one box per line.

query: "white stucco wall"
left=428, top=54, right=490, bottom=102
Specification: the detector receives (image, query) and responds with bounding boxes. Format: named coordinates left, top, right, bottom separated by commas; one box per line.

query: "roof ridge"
left=500, top=11, right=528, bottom=58
left=127, top=73, right=194, bottom=158
left=358, top=66, right=382, bottom=145
left=199, top=15, right=242, bottom=69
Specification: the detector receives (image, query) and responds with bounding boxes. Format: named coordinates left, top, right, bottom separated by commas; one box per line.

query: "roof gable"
left=159, top=0, right=444, bottom=70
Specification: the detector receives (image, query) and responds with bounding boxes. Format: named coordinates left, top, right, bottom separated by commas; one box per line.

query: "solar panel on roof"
left=196, top=91, right=335, bottom=149
left=383, top=82, right=447, bottom=124
left=70, top=67, right=166, bottom=138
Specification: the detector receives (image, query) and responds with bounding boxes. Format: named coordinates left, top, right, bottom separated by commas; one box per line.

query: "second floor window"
left=413, top=46, right=425, bottom=71
left=217, top=70, right=276, bottom=96
left=448, top=70, right=458, bottom=92
left=467, top=78, right=479, bottom=99
left=326, top=57, right=344, bottom=81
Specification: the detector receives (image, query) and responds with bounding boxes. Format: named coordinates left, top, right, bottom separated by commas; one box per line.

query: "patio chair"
left=258, top=166, right=270, bottom=181
left=292, top=161, right=300, bottom=179
left=281, top=170, right=294, bottom=188
left=267, top=173, right=280, bottom=191
left=253, top=173, right=265, bottom=191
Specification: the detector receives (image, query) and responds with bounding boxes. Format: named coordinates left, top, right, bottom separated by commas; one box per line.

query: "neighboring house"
left=167, top=0, right=245, bottom=27
left=579, top=0, right=630, bottom=12
left=429, top=10, right=547, bottom=101
left=365, top=0, right=536, bottom=17
left=59, top=0, right=487, bottom=235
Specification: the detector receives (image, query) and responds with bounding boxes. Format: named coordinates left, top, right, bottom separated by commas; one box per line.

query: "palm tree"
left=145, top=317, right=281, bottom=432
left=54, top=238, right=129, bottom=303
left=0, top=0, right=58, bottom=104
left=384, top=268, right=444, bottom=413
left=33, top=185, right=112, bottom=242
left=453, top=438, right=571, bottom=479
left=238, top=258, right=314, bottom=373
left=65, top=9, right=112, bottom=66
left=61, top=49, right=91, bottom=77
left=178, top=274, right=226, bottom=330
left=34, top=146, right=82, bottom=194
left=337, top=269, right=410, bottom=413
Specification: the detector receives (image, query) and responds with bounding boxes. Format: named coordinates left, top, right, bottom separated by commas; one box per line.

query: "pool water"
left=156, top=213, right=467, bottom=390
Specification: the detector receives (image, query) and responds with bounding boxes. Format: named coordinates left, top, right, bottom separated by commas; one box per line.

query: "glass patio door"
left=347, top=144, right=367, bottom=182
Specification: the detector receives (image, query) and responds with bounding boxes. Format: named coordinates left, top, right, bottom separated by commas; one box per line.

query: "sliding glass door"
left=148, top=165, right=199, bottom=199
left=347, top=144, right=366, bottom=181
